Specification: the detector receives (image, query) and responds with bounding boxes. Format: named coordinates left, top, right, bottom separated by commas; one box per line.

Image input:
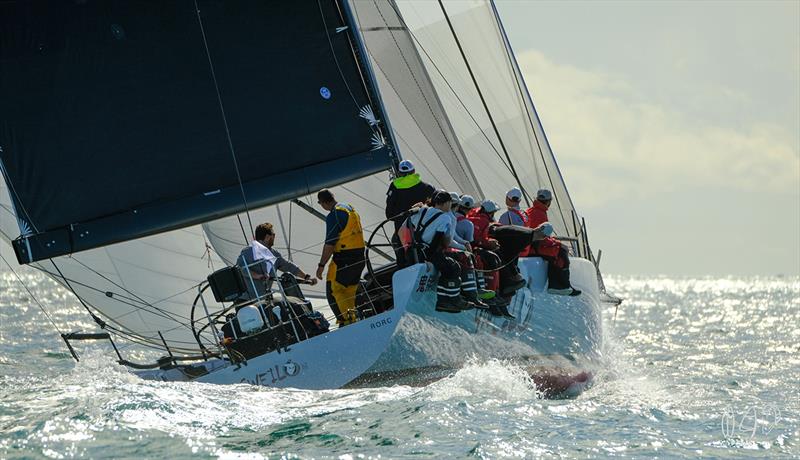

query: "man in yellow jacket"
left=315, top=189, right=366, bottom=327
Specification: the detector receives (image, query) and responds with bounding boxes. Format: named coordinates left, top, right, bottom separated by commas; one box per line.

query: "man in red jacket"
left=526, top=188, right=552, bottom=228
left=525, top=189, right=580, bottom=296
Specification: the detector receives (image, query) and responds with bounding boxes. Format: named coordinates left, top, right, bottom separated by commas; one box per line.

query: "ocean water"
left=1, top=269, right=798, bottom=459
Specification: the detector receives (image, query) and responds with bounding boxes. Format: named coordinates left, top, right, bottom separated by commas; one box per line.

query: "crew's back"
left=386, top=160, right=436, bottom=231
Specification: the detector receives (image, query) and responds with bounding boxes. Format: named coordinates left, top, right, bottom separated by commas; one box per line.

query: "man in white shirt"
left=237, top=223, right=317, bottom=300
left=405, top=191, right=487, bottom=313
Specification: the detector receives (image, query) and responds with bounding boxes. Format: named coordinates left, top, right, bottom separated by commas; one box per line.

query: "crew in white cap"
left=453, top=195, right=475, bottom=246
left=526, top=188, right=553, bottom=228
left=498, top=187, right=528, bottom=226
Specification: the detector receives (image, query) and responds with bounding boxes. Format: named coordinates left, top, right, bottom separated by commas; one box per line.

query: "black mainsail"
left=1, top=1, right=393, bottom=264
left=0, top=0, right=601, bottom=357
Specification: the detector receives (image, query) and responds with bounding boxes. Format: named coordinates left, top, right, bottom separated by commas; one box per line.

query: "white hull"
left=135, top=303, right=406, bottom=389
left=364, top=257, right=604, bottom=394
left=136, top=256, right=604, bottom=395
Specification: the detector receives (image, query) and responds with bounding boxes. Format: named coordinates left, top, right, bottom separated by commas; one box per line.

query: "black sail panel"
left=0, top=0, right=390, bottom=264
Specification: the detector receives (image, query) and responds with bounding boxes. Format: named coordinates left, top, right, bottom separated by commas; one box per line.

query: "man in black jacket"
left=386, top=160, right=436, bottom=265
left=385, top=160, right=436, bottom=231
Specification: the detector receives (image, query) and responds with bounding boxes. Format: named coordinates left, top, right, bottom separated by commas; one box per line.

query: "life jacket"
left=333, top=203, right=365, bottom=253
left=386, top=174, right=435, bottom=230
left=504, top=207, right=530, bottom=256
left=400, top=208, right=447, bottom=263
left=466, top=209, right=493, bottom=247
left=530, top=236, right=561, bottom=259
left=506, top=207, right=528, bottom=226
left=391, top=173, right=422, bottom=190
left=526, top=200, right=549, bottom=229
left=409, top=207, right=445, bottom=248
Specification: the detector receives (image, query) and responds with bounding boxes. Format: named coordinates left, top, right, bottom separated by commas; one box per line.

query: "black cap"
left=431, top=190, right=453, bottom=206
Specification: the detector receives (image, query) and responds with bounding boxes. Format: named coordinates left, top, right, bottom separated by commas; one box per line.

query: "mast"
left=436, top=0, right=530, bottom=206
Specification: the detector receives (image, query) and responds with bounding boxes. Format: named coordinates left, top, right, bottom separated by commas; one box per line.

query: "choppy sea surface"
left=1, top=269, right=798, bottom=459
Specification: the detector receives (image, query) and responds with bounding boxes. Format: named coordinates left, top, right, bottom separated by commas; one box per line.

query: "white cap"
left=449, top=192, right=460, bottom=203
left=398, top=160, right=415, bottom=173
left=481, top=199, right=500, bottom=213
left=459, top=194, right=475, bottom=208
left=539, top=222, right=554, bottom=236
left=536, top=189, right=552, bottom=201
left=506, top=187, right=522, bottom=201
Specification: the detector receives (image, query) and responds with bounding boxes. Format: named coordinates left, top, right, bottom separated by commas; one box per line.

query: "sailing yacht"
left=0, top=0, right=616, bottom=396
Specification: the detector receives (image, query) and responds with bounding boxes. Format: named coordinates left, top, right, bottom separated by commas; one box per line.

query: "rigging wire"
left=0, top=251, right=63, bottom=335
left=383, top=1, right=517, bottom=182
left=275, top=203, right=292, bottom=261
left=487, top=0, right=572, bottom=234
left=33, top=265, right=195, bottom=326
left=192, top=0, right=254, bottom=240
left=362, top=1, right=476, bottom=184
left=435, top=0, right=530, bottom=207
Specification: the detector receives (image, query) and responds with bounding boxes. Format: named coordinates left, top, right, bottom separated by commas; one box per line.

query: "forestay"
left=394, top=0, right=579, bottom=237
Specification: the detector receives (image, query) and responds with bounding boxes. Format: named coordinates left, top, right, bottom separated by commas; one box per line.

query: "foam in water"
left=2, top=270, right=799, bottom=458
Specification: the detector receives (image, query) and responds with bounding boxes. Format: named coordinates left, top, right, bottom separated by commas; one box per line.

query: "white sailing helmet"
left=536, top=189, right=552, bottom=201
left=481, top=199, right=500, bottom=213
left=398, top=160, right=415, bottom=174
left=459, top=194, right=475, bottom=208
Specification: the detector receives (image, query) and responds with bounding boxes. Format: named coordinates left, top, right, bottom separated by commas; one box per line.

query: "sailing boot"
left=460, top=269, right=488, bottom=310
left=547, top=287, right=582, bottom=296
left=436, top=276, right=466, bottom=313
left=476, top=272, right=496, bottom=300
left=498, top=266, right=526, bottom=297
left=485, top=295, right=515, bottom=319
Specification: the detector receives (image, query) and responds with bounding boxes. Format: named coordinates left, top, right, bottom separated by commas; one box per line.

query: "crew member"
left=454, top=195, right=476, bottom=245
left=526, top=188, right=552, bottom=228
left=455, top=194, right=498, bottom=303
left=386, top=160, right=436, bottom=264
left=448, top=192, right=470, bottom=251
left=315, top=189, right=366, bottom=326
left=466, top=200, right=518, bottom=317
left=524, top=189, right=580, bottom=296
left=404, top=191, right=478, bottom=313
left=386, top=160, right=436, bottom=230
left=498, top=187, right=528, bottom=226
left=237, top=223, right=317, bottom=300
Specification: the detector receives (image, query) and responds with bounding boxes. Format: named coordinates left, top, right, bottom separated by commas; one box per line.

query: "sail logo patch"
left=359, top=105, right=379, bottom=126
left=18, top=218, right=32, bottom=236
left=320, top=86, right=332, bottom=100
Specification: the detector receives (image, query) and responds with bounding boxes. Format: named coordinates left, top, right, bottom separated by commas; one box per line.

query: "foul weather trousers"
left=326, top=249, right=365, bottom=327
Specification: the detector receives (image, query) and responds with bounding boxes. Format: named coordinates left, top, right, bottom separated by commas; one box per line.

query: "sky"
left=494, top=0, right=800, bottom=276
